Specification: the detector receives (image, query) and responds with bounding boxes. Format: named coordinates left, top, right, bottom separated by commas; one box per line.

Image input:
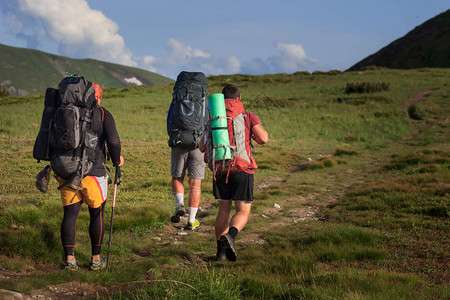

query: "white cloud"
left=141, top=38, right=240, bottom=79
left=270, top=43, right=318, bottom=73
left=5, top=14, right=24, bottom=30
left=242, top=43, right=319, bottom=74
left=1, top=2, right=320, bottom=79
left=167, top=38, right=210, bottom=62
left=277, top=43, right=308, bottom=60
left=15, top=0, right=136, bottom=66
left=227, top=56, right=241, bottom=74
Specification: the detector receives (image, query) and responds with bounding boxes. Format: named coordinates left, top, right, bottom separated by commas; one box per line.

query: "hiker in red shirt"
left=200, top=84, right=268, bottom=261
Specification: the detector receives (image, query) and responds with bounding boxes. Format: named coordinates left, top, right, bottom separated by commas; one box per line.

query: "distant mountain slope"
left=0, top=43, right=173, bottom=96
left=348, top=9, right=450, bottom=71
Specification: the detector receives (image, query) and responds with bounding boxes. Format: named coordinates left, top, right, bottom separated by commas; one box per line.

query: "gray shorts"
left=171, top=147, right=206, bottom=179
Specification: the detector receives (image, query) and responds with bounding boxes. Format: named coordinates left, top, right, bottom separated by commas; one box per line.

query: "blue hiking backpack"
left=167, top=71, right=207, bottom=149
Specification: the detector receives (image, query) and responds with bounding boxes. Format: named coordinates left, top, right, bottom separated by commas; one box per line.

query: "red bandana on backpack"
left=204, top=98, right=257, bottom=182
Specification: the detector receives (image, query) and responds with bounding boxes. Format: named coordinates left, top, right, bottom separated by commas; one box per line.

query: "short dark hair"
left=222, top=84, right=240, bottom=99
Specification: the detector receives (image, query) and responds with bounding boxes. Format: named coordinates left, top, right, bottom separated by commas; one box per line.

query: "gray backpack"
left=33, top=75, right=100, bottom=190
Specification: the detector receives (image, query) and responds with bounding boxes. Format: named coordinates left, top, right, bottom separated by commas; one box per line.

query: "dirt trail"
left=401, top=89, right=433, bottom=110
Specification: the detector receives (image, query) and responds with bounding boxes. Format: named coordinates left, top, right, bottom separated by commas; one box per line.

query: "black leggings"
left=61, top=201, right=106, bottom=256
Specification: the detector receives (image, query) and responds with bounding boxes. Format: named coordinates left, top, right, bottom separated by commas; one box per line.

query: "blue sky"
left=0, top=0, right=448, bottom=79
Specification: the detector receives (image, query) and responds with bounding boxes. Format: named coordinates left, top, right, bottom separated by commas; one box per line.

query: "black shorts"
left=213, top=172, right=254, bottom=202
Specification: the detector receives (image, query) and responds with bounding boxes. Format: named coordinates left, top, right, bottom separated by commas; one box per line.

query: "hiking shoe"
left=215, top=252, right=226, bottom=261
left=64, top=260, right=81, bottom=271
left=170, top=205, right=185, bottom=223
left=220, top=233, right=237, bottom=261
left=185, top=219, right=200, bottom=230
left=89, top=259, right=106, bottom=271
left=35, top=165, right=51, bottom=193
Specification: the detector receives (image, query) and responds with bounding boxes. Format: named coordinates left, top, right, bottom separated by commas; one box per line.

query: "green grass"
left=0, top=69, right=449, bottom=298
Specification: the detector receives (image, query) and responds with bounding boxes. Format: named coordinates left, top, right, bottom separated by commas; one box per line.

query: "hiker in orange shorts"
left=57, top=83, right=124, bottom=271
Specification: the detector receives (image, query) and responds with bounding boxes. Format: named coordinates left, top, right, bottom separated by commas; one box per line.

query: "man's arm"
left=103, top=109, right=124, bottom=166
left=252, top=124, right=268, bottom=145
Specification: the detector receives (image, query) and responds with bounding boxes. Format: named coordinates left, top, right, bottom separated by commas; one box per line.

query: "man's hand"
left=115, top=155, right=124, bottom=167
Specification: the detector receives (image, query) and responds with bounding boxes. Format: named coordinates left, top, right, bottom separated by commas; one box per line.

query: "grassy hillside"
left=348, top=9, right=450, bottom=70
left=0, top=69, right=449, bottom=299
left=0, top=43, right=173, bottom=96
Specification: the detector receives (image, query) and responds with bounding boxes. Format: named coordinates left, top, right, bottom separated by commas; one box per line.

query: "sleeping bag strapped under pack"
left=33, top=87, right=59, bottom=161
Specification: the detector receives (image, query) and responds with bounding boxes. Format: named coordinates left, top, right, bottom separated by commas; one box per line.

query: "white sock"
left=66, top=258, right=76, bottom=264
left=174, top=193, right=184, bottom=207
left=188, top=207, right=198, bottom=223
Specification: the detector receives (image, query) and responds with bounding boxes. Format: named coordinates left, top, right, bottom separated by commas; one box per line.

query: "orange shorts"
left=57, top=175, right=108, bottom=208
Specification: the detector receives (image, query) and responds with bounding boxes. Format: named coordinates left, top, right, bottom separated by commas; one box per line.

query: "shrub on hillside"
left=293, top=71, right=310, bottom=76
left=309, top=157, right=335, bottom=170
left=407, top=104, right=424, bottom=120
left=362, top=65, right=388, bottom=71
left=345, top=82, right=390, bottom=94
left=384, top=148, right=449, bottom=172
left=0, top=85, right=10, bottom=98
left=334, top=97, right=366, bottom=105
left=334, top=147, right=358, bottom=156
left=326, top=70, right=342, bottom=75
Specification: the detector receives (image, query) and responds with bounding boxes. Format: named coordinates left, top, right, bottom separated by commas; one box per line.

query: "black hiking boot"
left=220, top=233, right=237, bottom=261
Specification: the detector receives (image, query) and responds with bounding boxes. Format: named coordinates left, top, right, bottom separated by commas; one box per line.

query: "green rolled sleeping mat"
left=208, top=93, right=231, bottom=160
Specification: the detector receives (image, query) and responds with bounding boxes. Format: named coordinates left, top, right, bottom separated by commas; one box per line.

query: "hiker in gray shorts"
left=171, top=147, right=205, bottom=180
left=170, top=146, right=205, bottom=229
left=166, top=72, right=208, bottom=230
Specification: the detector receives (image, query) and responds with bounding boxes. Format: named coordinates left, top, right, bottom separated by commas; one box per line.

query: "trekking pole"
left=106, top=166, right=121, bottom=271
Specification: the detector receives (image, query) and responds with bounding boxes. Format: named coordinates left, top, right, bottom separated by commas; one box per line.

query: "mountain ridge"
left=348, top=9, right=450, bottom=71
left=0, top=43, right=173, bottom=96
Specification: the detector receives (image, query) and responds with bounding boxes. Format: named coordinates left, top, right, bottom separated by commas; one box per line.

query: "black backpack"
left=167, top=71, right=207, bottom=149
left=33, top=75, right=101, bottom=189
